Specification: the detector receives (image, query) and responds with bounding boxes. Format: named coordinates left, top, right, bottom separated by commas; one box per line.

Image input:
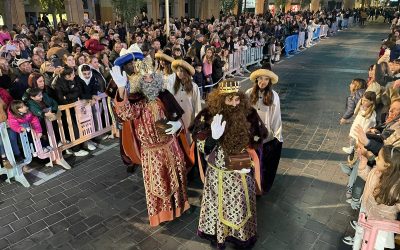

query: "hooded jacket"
left=76, top=64, right=100, bottom=100
left=7, top=109, right=42, bottom=133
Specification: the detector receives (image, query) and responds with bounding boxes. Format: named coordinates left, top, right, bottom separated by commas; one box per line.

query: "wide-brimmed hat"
left=171, top=59, right=195, bottom=76
left=249, top=69, right=279, bottom=84
left=155, top=52, right=174, bottom=63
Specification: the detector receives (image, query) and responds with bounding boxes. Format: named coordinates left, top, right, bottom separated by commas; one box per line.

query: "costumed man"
left=107, top=46, right=191, bottom=226
left=246, top=69, right=283, bottom=193
left=190, top=79, right=268, bottom=248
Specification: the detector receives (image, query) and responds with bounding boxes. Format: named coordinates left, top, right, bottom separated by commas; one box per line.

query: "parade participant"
left=247, top=69, right=283, bottom=193
left=155, top=50, right=175, bottom=88
left=190, top=79, right=267, bottom=248
left=109, top=50, right=191, bottom=227
left=168, top=59, right=201, bottom=143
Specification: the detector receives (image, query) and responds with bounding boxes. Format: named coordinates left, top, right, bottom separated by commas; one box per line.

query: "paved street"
left=0, top=22, right=390, bottom=250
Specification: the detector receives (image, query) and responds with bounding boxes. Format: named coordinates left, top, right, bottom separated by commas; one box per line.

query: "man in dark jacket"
left=192, top=34, right=204, bottom=60
left=10, top=59, right=32, bottom=100
left=211, top=48, right=225, bottom=84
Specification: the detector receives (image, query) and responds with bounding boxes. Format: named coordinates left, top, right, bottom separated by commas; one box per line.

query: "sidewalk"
left=0, top=22, right=391, bottom=250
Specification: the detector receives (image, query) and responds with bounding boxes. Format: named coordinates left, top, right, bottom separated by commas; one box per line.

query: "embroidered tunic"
left=114, top=90, right=190, bottom=226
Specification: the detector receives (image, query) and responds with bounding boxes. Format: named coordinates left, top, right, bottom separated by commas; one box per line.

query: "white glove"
left=234, top=168, right=251, bottom=174
left=211, top=114, right=226, bottom=140
left=165, top=120, right=182, bottom=135
left=110, top=66, right=127, bottom=88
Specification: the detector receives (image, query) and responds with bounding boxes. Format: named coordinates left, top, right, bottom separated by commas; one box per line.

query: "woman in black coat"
left=211, top=48, right=225, bottom=84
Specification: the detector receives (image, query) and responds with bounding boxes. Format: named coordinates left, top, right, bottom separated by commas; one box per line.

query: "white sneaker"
left=342, top=236, right=354, bottom=245
left=86, top=144, right=96, bottom=151
left=74, top=150, right=89, bottom=157
left=350, top=220, right=358, bottom=230
left=342, top=146, right=354, bottom=154
left=65, top=149, right=73, bottom=155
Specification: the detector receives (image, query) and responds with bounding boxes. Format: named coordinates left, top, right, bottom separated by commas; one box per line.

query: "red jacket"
left=85, top=39, right=105, bottom=54
left=0, top=88, right=13, bottom=107
left=7, top=109, right=42, bottom=134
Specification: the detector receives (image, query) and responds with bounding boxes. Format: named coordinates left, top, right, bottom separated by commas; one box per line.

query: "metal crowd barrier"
left=319, top=25, right=329, bottom=38
left=1, top=93, right=114, bottom=187
left=312, top=25, right=321, bottom=41
left=0, top=123, right=32, bottom=187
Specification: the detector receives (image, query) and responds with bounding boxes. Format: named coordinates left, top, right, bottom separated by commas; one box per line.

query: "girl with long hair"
left=246, top=68, right=282, bottom=193
left=169, top=60, right=201, bottom=143
left=155, top=50, right=176, bottom=89
left=344, top=145, right=400, bottom=249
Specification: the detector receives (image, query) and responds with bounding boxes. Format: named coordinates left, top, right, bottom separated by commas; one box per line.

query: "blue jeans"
left=0, top=129, right=21, bottom=157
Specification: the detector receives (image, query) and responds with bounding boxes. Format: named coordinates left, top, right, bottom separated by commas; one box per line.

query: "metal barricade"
left=298, top=32, right=305, bottom=49
left=0, top=123, right=31, bottom=187
left=312, top=26, right=321, bottom=41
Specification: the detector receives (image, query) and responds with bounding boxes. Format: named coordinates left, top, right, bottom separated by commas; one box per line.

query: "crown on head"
left=135, top=58, right=154, bottom=75
left=218, top=80, right=240, bottom=94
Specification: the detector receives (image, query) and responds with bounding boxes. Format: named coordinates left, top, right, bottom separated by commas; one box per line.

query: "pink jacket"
left=7, top=109, right=42, bottom=134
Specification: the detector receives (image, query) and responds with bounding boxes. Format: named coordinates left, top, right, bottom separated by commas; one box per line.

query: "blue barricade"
left=313, top=26, right=321, bottom=41
left=285, top=34, right=299, bottom=56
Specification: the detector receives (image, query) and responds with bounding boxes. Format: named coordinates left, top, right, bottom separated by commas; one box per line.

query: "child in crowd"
left=340, top=78, right=367, bottom=125
left=25, top=87, right=61, bottom=144
left=193, top=62, right=206, bottom=95
left=343, top=91, right=377, bottom=154
left=7, top=100, right=51, bottom=152
left=343, top=145, right=400, bottom=249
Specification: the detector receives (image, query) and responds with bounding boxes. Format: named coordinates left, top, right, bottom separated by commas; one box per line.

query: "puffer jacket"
left=342, top=88, right=365, bottom=120
left=7, top=109, right=42, bottom=133
left=53, top=76, right=82, bottom=105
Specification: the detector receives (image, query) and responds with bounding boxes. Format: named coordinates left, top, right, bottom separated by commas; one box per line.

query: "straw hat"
left=249, top=69, right=279, bottom=84
left=155, top=52, right=174, bottom=63
left=171, top=59, right=195, bottom=76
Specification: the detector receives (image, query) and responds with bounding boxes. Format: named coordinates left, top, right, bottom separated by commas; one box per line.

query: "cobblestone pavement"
left=0, top=23, right=390, bottom=250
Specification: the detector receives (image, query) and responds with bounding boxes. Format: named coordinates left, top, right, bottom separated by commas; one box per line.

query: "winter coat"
left=0, top=88, right=13, bottom=107
left=9, top=73, right=29, bottom=100
left=211, top=55, right=225, bottom=83
left=193, top=72, right=207, bottom=87
left=342, top=89, right=365, bottom=120
left=53, top=77, right=82, bottom=105
left=7, top=109, right=42, bottom=133
left=85, top=39, right=105, bottom=55
left=25, top=92, right=58, bottom=119
left=76, top=65, right=101, bottom=100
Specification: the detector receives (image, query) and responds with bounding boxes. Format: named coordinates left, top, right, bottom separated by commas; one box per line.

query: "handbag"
left=226, top=150, right=252, bottom=171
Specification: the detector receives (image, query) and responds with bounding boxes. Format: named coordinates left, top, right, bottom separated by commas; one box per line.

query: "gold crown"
left=135, top=58, right=155, bottom=75
left=218, top=80, right=240, bottom=94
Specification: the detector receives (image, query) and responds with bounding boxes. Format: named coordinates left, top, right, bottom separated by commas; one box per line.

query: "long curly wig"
left=206, top=89, right=251, bottom=156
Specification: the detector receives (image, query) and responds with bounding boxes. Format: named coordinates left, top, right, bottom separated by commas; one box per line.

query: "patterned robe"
left=114, top=89, right=190, bottom=226
left=190, top=108, right=267, bottom=248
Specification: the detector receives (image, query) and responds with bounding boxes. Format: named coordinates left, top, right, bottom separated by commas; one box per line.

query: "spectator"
left=85, top=30, right=105, bottom=55
left=10, top=59, right=32, bottom=100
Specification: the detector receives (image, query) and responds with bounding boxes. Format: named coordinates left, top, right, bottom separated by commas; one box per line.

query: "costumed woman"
left=190, top=79, right=267, bottom=248
left=155, top=49, right=176, bottom=88
left=167, top=59, right=201, bottom=143
left=246, top=69, right=283, bottom=193
left=108, top=46, right=191, bottom=226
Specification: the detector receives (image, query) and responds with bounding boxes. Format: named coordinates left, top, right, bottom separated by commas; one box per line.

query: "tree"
left=38, top=0, right=65, bottom=27
left=220, top=0, right=238, bottom=14
left=111, top=0, right=144, bottom=27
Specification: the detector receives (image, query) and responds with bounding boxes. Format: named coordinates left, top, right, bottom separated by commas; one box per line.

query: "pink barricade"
left=357, top=213, right=400, bottom=250
left=31, top=93, right=113, bottom=170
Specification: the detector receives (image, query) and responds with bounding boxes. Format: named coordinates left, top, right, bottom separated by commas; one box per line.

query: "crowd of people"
left=0, top=6, right=399, bottom=249
left=338, top=17, right=400, bottom=249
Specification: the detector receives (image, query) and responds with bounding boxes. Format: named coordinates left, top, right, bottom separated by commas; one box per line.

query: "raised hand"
left=211, top=114, right=226, bottom=140
left=110, top=66, right=127, bottom=88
